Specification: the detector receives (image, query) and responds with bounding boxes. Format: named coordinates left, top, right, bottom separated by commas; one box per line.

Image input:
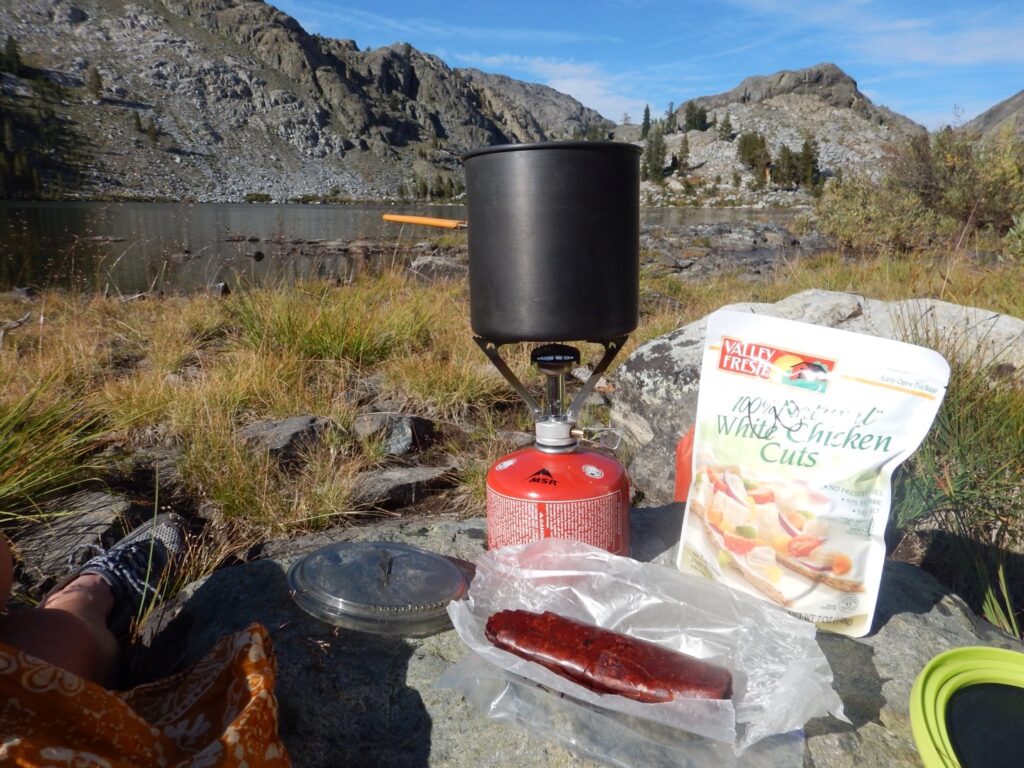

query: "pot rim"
left=461, top=140, right=641, bottom=161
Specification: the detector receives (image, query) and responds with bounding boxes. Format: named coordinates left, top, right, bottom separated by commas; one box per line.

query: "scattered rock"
left=236, top=415, right=333, bottom=463
left=349, top=464, right=457, bottom=509
left=341, top=372, right=386, bottom=408
left=0, top=287, right=38, bottom=301
left=13, top=491, right=132, bottom=595
left=353, top=412, right=434, bottom=456
left=408, top=254, right=468, bottom=282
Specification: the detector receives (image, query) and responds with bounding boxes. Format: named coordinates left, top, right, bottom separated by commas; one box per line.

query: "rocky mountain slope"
left=692, top=64, right=920, bottom=181
left=2, top=3, right=931, bottom=204
left=965, top=87, right=1024, bottom=138
left=0, top=0, right=608, bottom=201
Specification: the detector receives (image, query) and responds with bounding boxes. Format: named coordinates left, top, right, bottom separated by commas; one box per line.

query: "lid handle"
left=379, top=550, right=394, bottom=588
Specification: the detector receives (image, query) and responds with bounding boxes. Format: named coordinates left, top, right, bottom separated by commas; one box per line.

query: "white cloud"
left=857, top=25, right=1024, bottom=66
left=278, top=2, right=619, bottom=46
left=456, top=53, right=648, bottom=120
left=724, top=0, right=1024, bottom=66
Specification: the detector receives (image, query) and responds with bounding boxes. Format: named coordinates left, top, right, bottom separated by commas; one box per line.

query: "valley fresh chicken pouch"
left=676, top=309, right=950, bottom=637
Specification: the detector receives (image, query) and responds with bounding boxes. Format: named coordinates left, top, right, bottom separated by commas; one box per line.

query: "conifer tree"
left=718, top=113, right=733, bottom=140
left=86, top=66, right=103, bottom=98
left=640, top=104, right=651, bottom=140
left=683, top=102, right=697, bottom=131
left=664, top=102, right=676, bottom=133
left=643, top=126, right=667, bottom=183
left=797, top=139, right=820, bottom=188
left=737, top=132, right=771, bottom=176
left=772, top=144, right=797, bottom=188
left=683, top=101, right=709, bottom=132
left=696, top=106, right=709, bottom=131
left=3, top=36, right=21, bottom=75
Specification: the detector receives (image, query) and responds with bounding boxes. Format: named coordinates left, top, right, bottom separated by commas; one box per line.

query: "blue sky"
left=274, top=0, right=1024, bottom=129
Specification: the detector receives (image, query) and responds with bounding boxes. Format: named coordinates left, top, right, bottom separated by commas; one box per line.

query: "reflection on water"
left=0, top=201, right=796, bottom=295
left=642, top=206, right=801, bottom=227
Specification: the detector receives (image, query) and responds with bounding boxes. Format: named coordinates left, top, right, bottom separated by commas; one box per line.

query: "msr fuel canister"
left=480, top=344, right=631, bottom=556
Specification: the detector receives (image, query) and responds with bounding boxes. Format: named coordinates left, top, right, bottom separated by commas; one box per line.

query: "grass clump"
left=894, top=348, right=1024, bottom=637
left=0, top=378, right=112, bottom=525
left=227, top=274, right=433, bottom=366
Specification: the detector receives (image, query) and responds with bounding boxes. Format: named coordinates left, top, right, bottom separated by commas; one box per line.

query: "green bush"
left=244, top=192, right=272, bottom=203
left=818, top=126, right=1024, bottom=256
left=815, top=176, right=951, bottom=252
left=1006, top=214, right=1024, bottom=259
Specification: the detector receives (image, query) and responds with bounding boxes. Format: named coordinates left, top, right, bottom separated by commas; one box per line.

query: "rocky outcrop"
left=693, top=63, right=919, bottom=134
left=458, top=68, right=611, bottom=143
left=136, top=510, right=1022, bottom=767
left=630, top=64, right=927, bottom=199
left=610, top=290, right=1024, bottom=506
left=965, top=87, right=1024, bottom=138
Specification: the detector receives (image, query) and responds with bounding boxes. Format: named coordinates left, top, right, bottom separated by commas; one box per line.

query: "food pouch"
left=677, top=309, right=950, bottom=637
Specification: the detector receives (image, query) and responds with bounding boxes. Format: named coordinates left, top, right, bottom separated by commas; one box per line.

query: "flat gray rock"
left=610, top=290, right=1024, bottom=505
left=236, top=415, right=333, bottom=462
left=141, top=509, right=1023, bottom=768
left=14, top=490, right=132, bottom=595
left=350, top=464, right=458, bottom=509
left=409, top=255, right=468, bottom=282
left=354, top=412, right=434, bottom=456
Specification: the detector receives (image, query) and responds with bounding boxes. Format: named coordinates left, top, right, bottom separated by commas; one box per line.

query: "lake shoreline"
left=1, top=201, right=817, bottom=295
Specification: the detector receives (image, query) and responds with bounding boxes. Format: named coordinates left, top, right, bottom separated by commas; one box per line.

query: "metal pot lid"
left=287, top=540, right=469, bottom=637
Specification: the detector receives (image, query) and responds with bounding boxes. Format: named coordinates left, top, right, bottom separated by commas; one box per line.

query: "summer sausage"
left=485, top=609, right=732, bottom=702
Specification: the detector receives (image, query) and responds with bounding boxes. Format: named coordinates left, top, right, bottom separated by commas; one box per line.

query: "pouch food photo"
left=676, top=309, right=950, bottom=637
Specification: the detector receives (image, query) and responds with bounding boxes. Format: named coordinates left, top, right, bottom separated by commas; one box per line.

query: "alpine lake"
left=0, top=201, right=798, bottom=295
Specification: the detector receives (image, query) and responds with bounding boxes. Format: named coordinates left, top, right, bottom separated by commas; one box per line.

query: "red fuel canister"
left=486, top=444, right=630, bottom=556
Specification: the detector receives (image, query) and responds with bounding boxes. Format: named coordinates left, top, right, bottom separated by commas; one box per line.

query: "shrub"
left=887, top=125, right=1024, bottom=236
left=1006, top=213, right=1024, bottom=259
left=815, top=176, right=950, bottom=252
left=737, top=132, right=771, bottom=176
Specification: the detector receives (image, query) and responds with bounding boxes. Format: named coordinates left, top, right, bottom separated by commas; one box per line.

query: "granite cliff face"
left=0, top=0, right=608, bottom=200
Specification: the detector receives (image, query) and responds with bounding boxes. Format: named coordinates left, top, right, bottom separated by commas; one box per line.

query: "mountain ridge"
left=690, top=62, right=922, bottom=134
left=1, top=0, right=608, bottom=200
left=965, top=88, right=1024, bottom=138
left=0, top=0, right=969, bottom=203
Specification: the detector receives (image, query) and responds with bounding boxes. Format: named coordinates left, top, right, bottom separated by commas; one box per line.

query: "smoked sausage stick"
left=485, top=609, right=732, bottom=702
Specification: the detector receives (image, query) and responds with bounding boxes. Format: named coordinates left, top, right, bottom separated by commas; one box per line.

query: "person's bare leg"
left=0, top=536, right=119, bottom=685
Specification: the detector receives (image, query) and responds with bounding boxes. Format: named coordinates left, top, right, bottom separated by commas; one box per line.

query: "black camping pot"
left=462, top=141, right=641, bottom=344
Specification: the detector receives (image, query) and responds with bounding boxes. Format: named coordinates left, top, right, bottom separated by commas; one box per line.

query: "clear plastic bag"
left=440, top=539, right=845, bottom=764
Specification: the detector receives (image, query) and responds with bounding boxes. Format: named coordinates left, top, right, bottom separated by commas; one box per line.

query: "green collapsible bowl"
left=910, top=646, right=1024, bottom=768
